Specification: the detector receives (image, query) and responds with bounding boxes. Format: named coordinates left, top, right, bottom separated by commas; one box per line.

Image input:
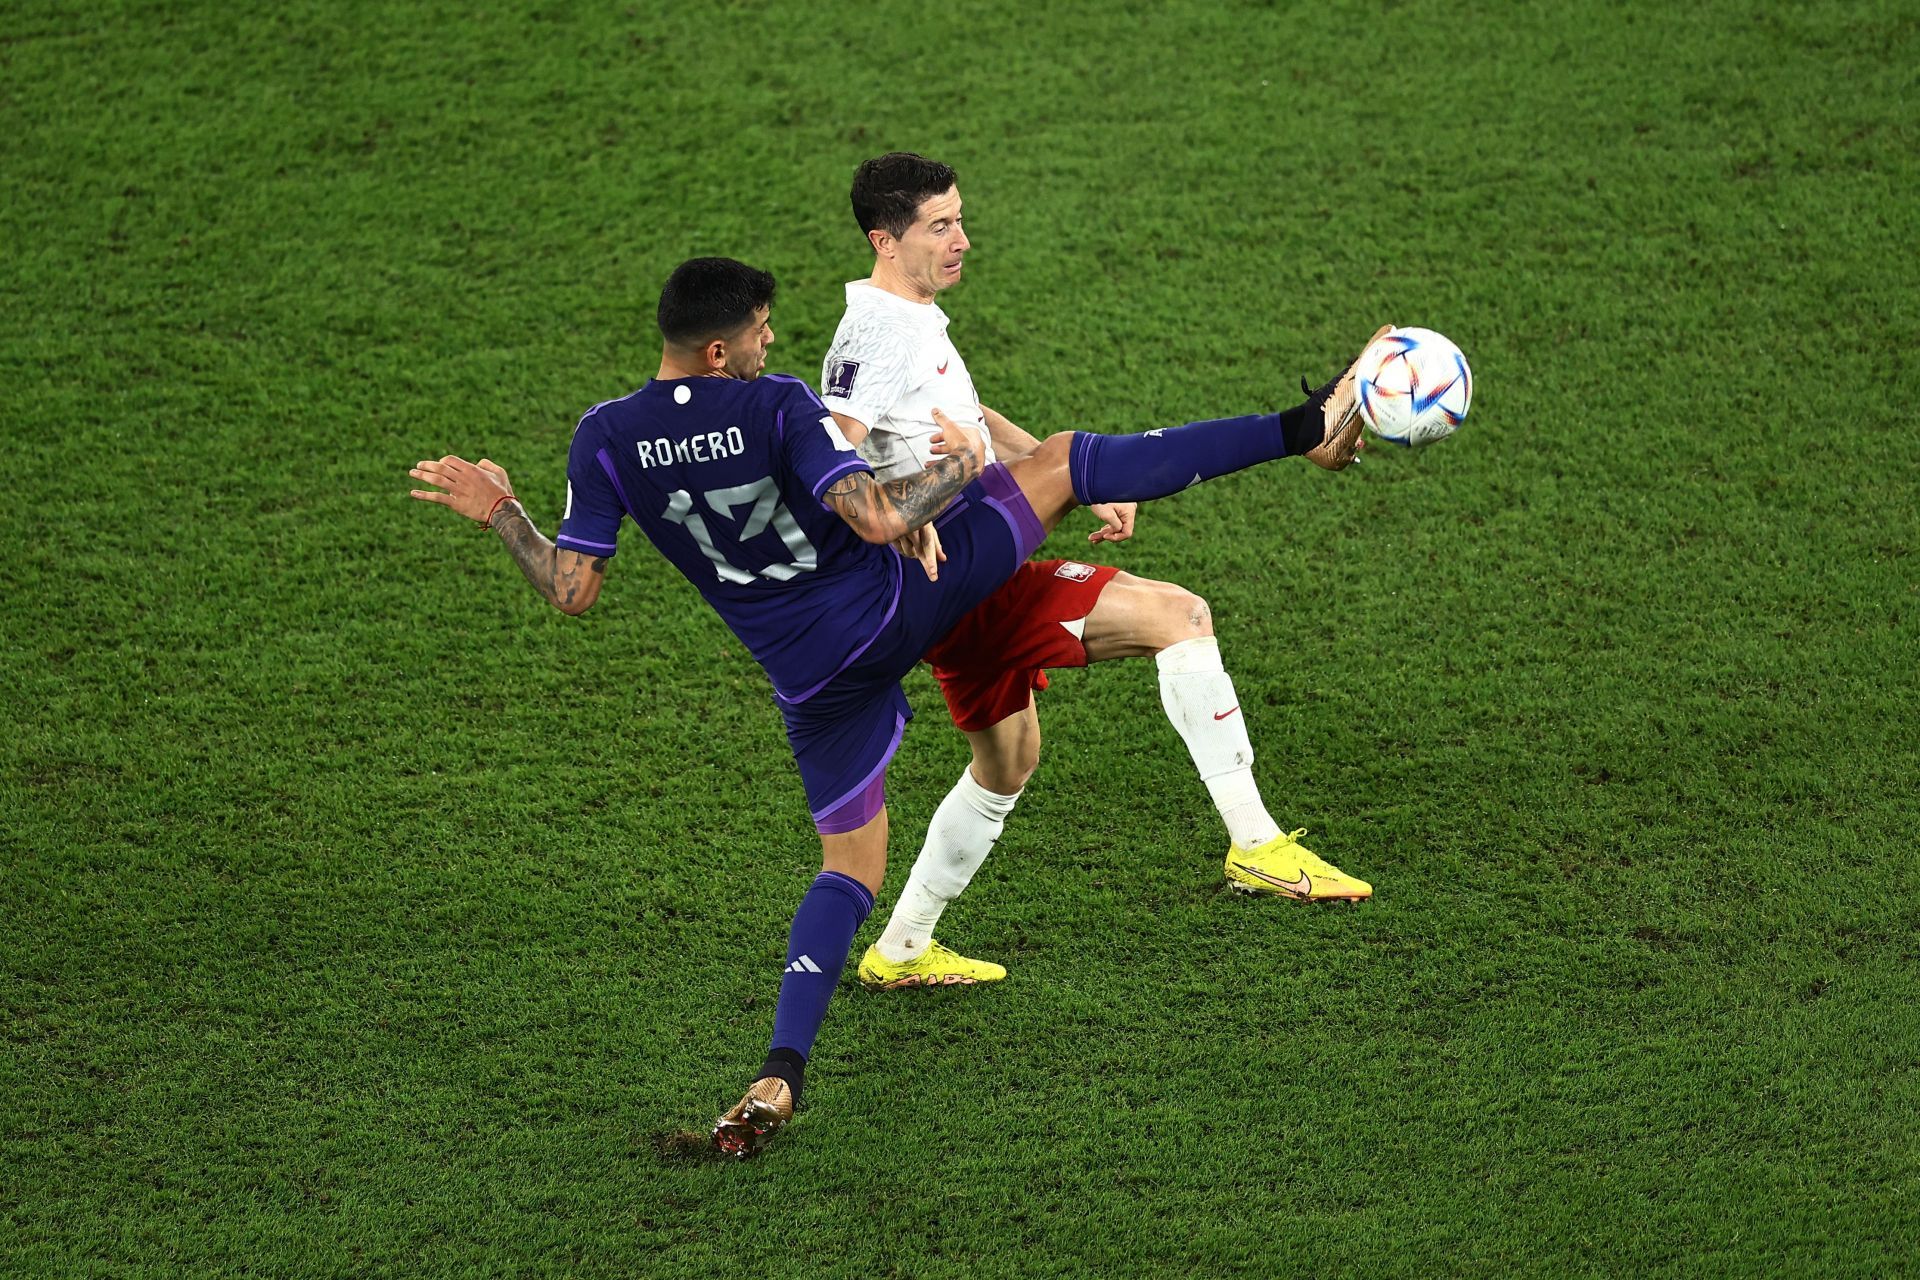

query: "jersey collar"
left=845, top=279, right=948, bottom=333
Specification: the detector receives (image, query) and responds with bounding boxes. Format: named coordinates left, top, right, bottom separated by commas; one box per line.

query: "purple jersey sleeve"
left=555, top=412, right=629, bottom=556
left=765, top=375, right=872, bottom=503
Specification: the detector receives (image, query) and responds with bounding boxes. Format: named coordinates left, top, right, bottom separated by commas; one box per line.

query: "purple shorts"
left=778, top=463, right=1046, bottom=834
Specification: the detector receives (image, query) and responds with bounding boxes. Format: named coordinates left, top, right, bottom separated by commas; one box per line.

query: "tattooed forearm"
left=823, top=476, right=871, bottom=523
left=883, top=455, right=975, bottom=527
left=825, top=452, right=980, bottom=542
left=492, top=501, right=606, bottom=614
left=557, top=555, right=609, bottom=610
left=492, top=503, right=557, bottom=604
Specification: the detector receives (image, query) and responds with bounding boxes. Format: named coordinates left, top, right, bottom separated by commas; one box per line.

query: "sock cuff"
left=812, top=870, right=875, bottom=921
left=759, top=1046, right=807, bottom=1103
left=1068, top=430, right=1098, bottom=506
left=1156, top=635, right=1224, bottom=675
left=957, top=766, right=1023, bottom=820
left=1276, top=401, right=1322, bottom=456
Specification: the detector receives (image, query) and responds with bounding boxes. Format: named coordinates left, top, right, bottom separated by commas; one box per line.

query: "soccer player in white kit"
left=819, top=153, right=1375, bottom=992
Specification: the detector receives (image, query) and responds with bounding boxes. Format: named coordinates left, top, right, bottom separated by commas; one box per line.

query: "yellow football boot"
left=856, top=940, right=1007, bottom=991
left=710, top=1076, right=794, bottom=1159
left=1225, top=828, right=1373, bottom=901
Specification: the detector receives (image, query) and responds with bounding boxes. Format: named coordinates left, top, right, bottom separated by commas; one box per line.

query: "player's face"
left=722, top=306, right=775, bottom=379
left=897, top=186, right=968, bottom=296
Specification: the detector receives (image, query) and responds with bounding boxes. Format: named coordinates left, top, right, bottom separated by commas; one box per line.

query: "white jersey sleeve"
left=820, top=283, right=995, bottom=483
left=821, top=314, right=916, bottom=436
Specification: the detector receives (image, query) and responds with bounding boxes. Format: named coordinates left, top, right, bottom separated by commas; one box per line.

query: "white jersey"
left=819, top=280, right=996, bottom=482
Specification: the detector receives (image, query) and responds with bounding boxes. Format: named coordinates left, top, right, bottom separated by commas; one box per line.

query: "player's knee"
left=1011, top=734, right=1041, bottom=788
left=1150, top=587, right=1213, bottom=649
left=1030, top=431, right=1077, bottom=489
left=1006, top=432, right=1080, bottom=529
left=972, top=752, right=1037, bottom=795
left=971, top=734, right=1039, bottom=794
left=819, top=850, right=885, bottom=894
left=1035, top=431, right=1075, bottom=465
left=1185, top=591, right=1214, bottom=637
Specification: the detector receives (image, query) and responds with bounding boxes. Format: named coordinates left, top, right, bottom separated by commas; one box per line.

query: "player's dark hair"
left=850, top=152, right=959, bottom=239
left=656, top=257, right=776, bottom=347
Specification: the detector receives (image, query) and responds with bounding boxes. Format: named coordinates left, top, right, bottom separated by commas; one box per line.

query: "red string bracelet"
left=479, top=493, right=519, bottom=530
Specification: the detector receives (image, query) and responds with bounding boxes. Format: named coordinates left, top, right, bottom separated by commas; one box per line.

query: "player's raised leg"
left=987, top=324, right=1392, bottom=534
left=858, top=705, right=1032, bottom=989
left=1079, top=575, right=1371, bottom=901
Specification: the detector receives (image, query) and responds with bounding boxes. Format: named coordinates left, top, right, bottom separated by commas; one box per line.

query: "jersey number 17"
left=662, top=477, right=817, bottom=583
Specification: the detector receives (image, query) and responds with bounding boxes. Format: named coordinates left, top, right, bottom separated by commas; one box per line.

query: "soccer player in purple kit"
left=408, top=256, right=1382, bottom=1158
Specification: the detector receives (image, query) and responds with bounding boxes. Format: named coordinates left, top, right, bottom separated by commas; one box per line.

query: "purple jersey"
left=556, top=373, right=894, bottom=702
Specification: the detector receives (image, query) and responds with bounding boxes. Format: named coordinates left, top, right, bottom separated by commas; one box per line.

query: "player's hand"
left=927, top=408, right=987, bottom=474
left=1087, top=502, right=1136, bottom=544
left=409, top=454, right=516, bottom=523
left=891, top=523, right=946, bottom=581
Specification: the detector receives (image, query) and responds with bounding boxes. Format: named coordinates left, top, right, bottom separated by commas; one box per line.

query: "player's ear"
left=702, top=337, right=727, bottom=371
left=868, top=227, right=893, bottom=258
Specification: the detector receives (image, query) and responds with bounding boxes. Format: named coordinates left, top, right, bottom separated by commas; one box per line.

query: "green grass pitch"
left=4, top=1, right=1917, bottom=1274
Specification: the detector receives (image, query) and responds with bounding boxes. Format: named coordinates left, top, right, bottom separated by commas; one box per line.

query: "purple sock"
left=764, top=871, right=874, bottom=1090
left=1067, top=404, right=1321, bottom=505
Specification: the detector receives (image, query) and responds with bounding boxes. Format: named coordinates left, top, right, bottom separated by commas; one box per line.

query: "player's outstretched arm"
left=408, top=455, right=607, bottom=615
left=821, top=420, right=985, bottom=545
left=980, top=404, right=1041, bottom=459
left=492, top=501, right=608, bottom=615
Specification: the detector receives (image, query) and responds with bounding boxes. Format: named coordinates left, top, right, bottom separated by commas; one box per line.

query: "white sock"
left=876, top=767, right=1021, bottom=963
left=1156, top=636, right=1282, bottom=849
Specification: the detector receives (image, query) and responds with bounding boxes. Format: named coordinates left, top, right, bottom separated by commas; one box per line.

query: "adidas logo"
left=785, top=955, right=824, bottom=974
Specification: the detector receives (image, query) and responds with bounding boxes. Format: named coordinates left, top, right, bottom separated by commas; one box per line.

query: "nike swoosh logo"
left=1231, top=861, right=1311, bottom=897
left=937, top=360, right=949, bottom=374
left=1213, top=706, right=1240, bottom=721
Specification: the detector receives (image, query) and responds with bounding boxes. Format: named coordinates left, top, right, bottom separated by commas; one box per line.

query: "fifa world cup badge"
left=825, top=359, right=861, bottom=399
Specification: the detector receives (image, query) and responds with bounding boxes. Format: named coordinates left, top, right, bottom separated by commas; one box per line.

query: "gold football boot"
left=710, top=1076, right=795, bottom=1159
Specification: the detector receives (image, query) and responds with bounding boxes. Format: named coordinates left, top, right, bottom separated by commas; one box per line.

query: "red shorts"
left=925, top=559, right=1122, bottom=732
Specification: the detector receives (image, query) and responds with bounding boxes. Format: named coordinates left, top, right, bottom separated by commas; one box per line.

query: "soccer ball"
left=1352, top=327, right=1472, bottom=447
